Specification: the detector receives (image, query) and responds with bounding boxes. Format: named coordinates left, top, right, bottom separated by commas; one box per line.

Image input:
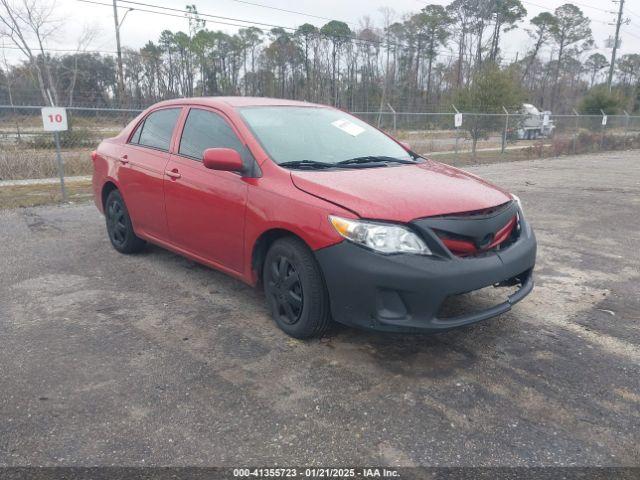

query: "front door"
left=163, top=107, right=249, bottom=274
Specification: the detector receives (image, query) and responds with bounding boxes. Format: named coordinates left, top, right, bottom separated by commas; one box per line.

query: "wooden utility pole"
left=112, top=0, right=125, bottom=106
left=607, top=0, right=625, bottom=91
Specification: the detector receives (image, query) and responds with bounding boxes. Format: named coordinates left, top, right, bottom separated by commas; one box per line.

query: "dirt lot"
left=0, top=151, right=639, bottom=467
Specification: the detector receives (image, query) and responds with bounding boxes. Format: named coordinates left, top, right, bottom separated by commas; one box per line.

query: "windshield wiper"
left=279, top=156, right=417, bottom=170
left=278, top=160, right=335, bottom=170
left=336, top=155, right=417, bottom=166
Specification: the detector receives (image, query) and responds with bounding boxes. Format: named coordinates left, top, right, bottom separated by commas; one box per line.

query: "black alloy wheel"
left=263, top=237, right=331, bottom=338
left=104, top=189, right=146, bottom=254
left=106, top=197, right=127, bottom=248
left=266, top=255, right=304, bottom=325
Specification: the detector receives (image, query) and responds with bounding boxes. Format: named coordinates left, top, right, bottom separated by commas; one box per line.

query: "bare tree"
left=0, top=0, right=61, bottom=104
left=66, top=24, right=98, bottom=106
left=0, top=39, right=23, bottom=140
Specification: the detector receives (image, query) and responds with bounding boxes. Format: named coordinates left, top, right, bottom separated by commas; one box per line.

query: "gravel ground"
left=0, top=150, right=639, bottom=467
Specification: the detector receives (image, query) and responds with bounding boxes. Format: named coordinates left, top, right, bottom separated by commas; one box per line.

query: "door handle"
left=165, top=169, right=181, bottom=179
left=119, top=154, right=129, bottom=165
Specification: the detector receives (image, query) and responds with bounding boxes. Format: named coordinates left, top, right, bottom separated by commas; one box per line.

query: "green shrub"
left=578, top=87, right=623, bottom=115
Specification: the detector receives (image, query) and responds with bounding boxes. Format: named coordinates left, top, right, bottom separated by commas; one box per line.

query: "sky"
left=2, top=0, right=640, bottom=65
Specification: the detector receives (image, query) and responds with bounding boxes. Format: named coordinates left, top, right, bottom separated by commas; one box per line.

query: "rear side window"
left=133, top=108, right=181, bottom=151
left=179, top=108, right=245, bottom=160
left=130, top=121, right=144, bottom=144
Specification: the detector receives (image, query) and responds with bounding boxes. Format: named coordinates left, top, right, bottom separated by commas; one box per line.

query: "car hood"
left=290, top=161, right=512, bottom=222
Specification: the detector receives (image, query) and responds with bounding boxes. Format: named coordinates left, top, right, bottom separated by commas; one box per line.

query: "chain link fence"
left=2, top=105, right=640, bottom=182
left=352, top=110, right=640, bottom=166
left=0, top=106, right=141, bottom=181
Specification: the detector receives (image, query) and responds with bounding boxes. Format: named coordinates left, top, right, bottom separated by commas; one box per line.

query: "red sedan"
left=92, top=97, right=536, bottom=338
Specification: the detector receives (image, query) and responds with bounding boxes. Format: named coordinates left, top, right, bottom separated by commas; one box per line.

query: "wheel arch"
left=251, top=228, right=311, bottom=286
left=101, top=180, right=119, bottom=209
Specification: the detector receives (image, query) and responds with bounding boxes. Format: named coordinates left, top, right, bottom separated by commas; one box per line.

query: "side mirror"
left=399, top=141, right=411, bottom=151
left=203, top=148, right=244, bottom=173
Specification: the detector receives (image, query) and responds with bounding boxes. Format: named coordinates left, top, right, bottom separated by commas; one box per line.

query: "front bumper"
left=314, top=218, right=536, bottom=333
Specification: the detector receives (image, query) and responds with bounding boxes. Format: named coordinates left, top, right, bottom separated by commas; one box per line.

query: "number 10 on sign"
left=41, top=107, right=68, bottom=131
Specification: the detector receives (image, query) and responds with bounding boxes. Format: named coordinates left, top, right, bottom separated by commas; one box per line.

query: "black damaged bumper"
left=314, top=217, right=536, bottom=333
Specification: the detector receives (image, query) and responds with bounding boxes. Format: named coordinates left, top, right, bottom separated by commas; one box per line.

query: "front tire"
left=105, top=189, right=146, bottom=254
left=263, top=237, right=331, bottom=339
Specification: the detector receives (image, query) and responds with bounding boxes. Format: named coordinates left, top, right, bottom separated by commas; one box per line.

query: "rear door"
left=163, top=107, right=249, bottom=274
left=119, top=107, right=182, bottom=240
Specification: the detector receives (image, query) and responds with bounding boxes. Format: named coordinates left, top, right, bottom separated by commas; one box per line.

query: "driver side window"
left=179, top=108, right=245, bottom=161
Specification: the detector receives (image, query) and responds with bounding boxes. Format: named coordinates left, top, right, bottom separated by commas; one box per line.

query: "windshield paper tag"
left=331, top=119, right=365, bottom=137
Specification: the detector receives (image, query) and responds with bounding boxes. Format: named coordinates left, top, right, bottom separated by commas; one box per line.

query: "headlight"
left=329, top=216, right=432, bottom=255
left=511, top=194, right=524, bottom=216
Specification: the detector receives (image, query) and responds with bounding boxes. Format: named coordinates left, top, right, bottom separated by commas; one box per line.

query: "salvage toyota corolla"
left=92, top=97, right=536, bottom=338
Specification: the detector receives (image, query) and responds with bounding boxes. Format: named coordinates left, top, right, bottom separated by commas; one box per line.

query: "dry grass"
left=429, top=148, right=538, bottom=167
left=0, top=125, right=638, bottom=182
left=396, top=129, right=465, bottom=141
left=0, top=181, right=94, bottom=209
left=430, top=131, right=640, bottom=167
left=0, top=114, right=132, bottom=132
left=0, top=145, right=93, bottom=180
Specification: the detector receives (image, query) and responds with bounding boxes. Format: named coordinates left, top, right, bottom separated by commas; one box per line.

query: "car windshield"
left=239, top=106, right=415, bottom=166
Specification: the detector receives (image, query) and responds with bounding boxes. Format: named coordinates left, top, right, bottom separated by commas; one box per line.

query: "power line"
left=520, top=0, right=640, bottom=66
left=2, top=0, right=525, bottom=64
left=573, top=0, right=640, bottom=30
left=563, top=1, right=613, bottom=14
left=228, top=0, right=358, bottom=27
left=77, top=0, right=368, bottom=46
left=520, top=1, right=612, bottom=26
left=624, top=7, right=640, bottom=20
left=622, top=29, right=640, bottom=41
left=78, top=0, right=297, bottom=31
left=77, top=0, right=523, bottom=62
left=2, top=44, right=119, bottom=54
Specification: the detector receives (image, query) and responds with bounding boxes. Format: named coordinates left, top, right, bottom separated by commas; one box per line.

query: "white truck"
left=512, top=104, right=555, bottom=140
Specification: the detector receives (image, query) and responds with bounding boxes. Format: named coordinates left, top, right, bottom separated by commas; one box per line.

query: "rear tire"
left=105, top=189, right=146, bottom=254
left=263, top=237, right=331, bottom=339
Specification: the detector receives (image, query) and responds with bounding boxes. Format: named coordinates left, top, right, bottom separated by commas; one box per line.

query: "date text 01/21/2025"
left=232, top=468, right=400, bottom=478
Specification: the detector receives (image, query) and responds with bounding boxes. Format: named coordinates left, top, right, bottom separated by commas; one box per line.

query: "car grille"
left=411, top=201, right=521, bottom=258
left=434, top=215, right=518, bottom=257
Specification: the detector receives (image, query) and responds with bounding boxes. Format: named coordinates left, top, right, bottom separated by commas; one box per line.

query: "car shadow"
left=139, top=242, right=513, bottom=374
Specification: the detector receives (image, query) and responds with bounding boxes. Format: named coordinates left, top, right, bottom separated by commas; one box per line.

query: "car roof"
left=149, top=96, right=325, bottom=109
